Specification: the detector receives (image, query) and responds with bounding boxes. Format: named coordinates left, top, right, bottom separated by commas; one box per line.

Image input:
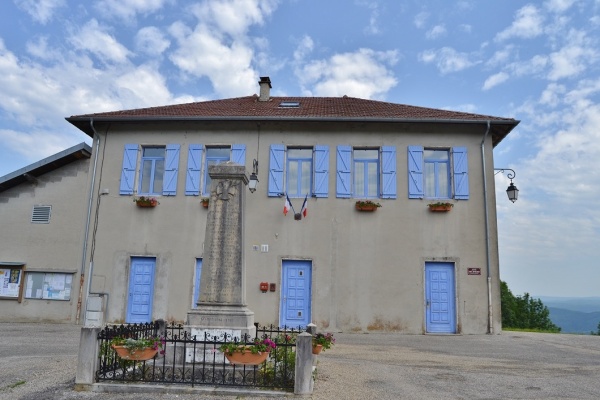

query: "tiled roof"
left=70, top=95, right=516, bottom=120
left=67, top=95, right=519, bottom=146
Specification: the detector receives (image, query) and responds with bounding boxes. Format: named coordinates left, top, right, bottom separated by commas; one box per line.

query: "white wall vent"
left=31, top=205, right=51, bottom=223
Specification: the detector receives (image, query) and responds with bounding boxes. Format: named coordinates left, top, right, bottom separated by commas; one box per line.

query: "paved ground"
left=1, top=323, right=600, bottom=399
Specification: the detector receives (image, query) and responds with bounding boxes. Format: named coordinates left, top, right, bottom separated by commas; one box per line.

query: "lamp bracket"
left=494, top=168, right=516, bottom=180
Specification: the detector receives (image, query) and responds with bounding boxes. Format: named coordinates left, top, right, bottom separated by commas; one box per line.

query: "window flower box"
left=134, top=196, right=158, bottom=207
left=427, top=202, right=454, bottom=212
left=355, top=200, right=381, bottom=212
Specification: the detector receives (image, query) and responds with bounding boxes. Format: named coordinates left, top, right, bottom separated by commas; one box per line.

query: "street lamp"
left=494, top=168, right=518, bottom=203
left=248, top=159, right=259, bottom=193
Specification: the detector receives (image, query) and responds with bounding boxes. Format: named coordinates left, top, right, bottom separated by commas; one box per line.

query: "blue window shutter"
left=408, top=145, right=424, bottom=199
left=163, top=144, right=180, bottom=196
left=313, top=145, right=329, bottom=198
left=381, top=146, right=397, bottom=199
left=336, top=145, right=352, bottom=198
left=185, top=144, right=203, bottom=195
left=268, top=144, right=285, bottom=197
left=231, top=144, right=246, bottom=165
left=120, top=144, right=138, bottom=195
left=453, top=146, right=469, bottom=200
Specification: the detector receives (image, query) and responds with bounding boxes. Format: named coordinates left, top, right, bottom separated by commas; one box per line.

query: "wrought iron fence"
left=96, top=321, right=303, bottom=391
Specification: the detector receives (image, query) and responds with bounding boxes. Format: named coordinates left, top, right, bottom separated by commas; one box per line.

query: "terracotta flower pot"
left=112, top=345, right=158, bottom=361
left=312, top=344, right=323, bottom=354
left=224, top=349, right=269, bottom=365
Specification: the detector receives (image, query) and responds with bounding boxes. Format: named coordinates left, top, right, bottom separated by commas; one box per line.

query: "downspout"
left=481, top=121, right=493, bottom=334
left=75, top=119, right=100, bottom=324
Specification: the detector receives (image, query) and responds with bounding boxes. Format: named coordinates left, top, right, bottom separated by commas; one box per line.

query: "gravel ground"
left=1, top=323, right=600, bottom=399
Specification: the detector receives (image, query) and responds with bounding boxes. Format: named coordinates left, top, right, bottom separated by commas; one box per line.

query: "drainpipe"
left=480, top=121, right=493, bottom=334
left=75, top=119, right=100, bottom=324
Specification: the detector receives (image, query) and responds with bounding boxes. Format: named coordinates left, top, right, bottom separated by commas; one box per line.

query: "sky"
left=1, top=0, right=599, bottom=298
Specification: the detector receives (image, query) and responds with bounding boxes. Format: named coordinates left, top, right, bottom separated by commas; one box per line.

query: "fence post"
left=306, top=323, right=317, bottom=336
left=74, top=326, right=100, bottom=390
left=294, top=332, right=314, bottom=395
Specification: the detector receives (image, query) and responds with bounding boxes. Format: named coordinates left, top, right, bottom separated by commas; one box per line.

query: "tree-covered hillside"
left=500, top=281, right=561, bottom=333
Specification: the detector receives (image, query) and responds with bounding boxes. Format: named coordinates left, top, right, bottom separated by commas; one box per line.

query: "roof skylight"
left=278, top=101, right=300, bottom=108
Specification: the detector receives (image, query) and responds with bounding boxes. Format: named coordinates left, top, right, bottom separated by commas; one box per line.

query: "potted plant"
left=200, top=197, right=209, bottom=208
left=355, top=200, right=381, bottom=211
left=312, top=332, right=335, bottom=354
left=133, top=196, right=159, bottom=207
left=427, top=202, right=454, bottom=212
left=110, top=335, right=165, bottom=361
left=219, top=338, right=277, bottom=365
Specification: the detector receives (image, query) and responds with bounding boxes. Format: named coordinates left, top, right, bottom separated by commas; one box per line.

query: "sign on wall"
left=25, top=272, right=73, bottom=301
left=0, top=268, right=22, bottom=298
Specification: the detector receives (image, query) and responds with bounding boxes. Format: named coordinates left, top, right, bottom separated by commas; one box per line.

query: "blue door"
left=425, top=262, right=456, bottom=333
left=126, top=257, right=156, bottom=323
left=192, top=259, right=202, bottom=308
left=280, top=260, right=312, bottom=328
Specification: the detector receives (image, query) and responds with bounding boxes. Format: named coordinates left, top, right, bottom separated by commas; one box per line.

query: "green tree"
left=500, top=281, right=561, bottom=333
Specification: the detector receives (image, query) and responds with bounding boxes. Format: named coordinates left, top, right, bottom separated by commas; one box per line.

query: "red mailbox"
left=260, top=282, right=269, bottom=293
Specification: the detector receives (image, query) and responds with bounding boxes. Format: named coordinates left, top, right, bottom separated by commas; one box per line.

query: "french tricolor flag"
left=283, top=194, right=292, bottom=216
left=300, top=194, right=308, bottom=218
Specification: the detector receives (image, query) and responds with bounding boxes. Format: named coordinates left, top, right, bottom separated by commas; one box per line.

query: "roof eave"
left=66, top=116, right=519, bottom=146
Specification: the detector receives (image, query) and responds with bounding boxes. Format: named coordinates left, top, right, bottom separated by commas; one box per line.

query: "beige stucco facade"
left=82, top=119, right=502, bottom=334
left=0, top=147, right=91, bottom=323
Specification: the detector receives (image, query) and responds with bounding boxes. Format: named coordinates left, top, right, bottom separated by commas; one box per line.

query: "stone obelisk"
left=186, top=162, right=255, bottom=337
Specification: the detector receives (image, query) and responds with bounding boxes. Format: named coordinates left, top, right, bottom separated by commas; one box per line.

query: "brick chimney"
left=258, top=76, right=272, bottom=102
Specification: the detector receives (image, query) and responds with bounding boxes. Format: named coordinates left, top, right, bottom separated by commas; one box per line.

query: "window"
left=139, top=146, right=165, bottom=195
left=287, top=148, right=312, bottom=197
left=120, top=144, right=180, bottom=196
left=336, top=145, right=396, bottom=199
left=31, top=205, right=51, bottom=223
left=24, top=272, right=73, bottom=300
left=353, top=149, right=379, bottom=198
left=268, top=144, right=329, bottom=198
left=424, top=149, right=450, bottom=198
left=408, top=146, right=469, bottom=200
left=185, top=144, right=246, bottom=196
left=203, top=147, right=230, bottom=195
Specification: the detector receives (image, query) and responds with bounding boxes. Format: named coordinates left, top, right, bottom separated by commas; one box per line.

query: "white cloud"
left=296, top=48, right=398, bottom=99
left=169, top=23, right=257, bottom=97
left=539, top=83, right=566, bottom=106
left=94, top=0, right=173, bottom=21
left=482, top=72, right=509, bottom=90
left=414, top=12, right=428, bottom=29
left=14, top=0, right=66, bottom=24
left=545, top=0, right=577, bottom=13
left=459, top=24, right=472, bottom=34
left=547, top=30, right=598, bottom=80
left=190, top=0, right=278, bottom=38
left=69, top=19, right=131, bottom=64
left=0, top=128, right=77, bottom=165
left=486, top=45, right=514, bottom=68
left=426, top=25, right=447, bottom=40
left=168, top=0, right=280, bottom=98
left=293, top=36, right=314, bottom=63
left=495, top=4, right=544, bottom=42
left=418, top=47, right=476, bottom=74
left=357, top=0, right=382, bottom=35
left=135, top=27, right=171, bottom=56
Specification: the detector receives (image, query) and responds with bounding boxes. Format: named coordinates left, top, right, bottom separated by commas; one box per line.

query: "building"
left=0, top=143, right=91, bottom=323
left=3, top=77, right=519, bottom=333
